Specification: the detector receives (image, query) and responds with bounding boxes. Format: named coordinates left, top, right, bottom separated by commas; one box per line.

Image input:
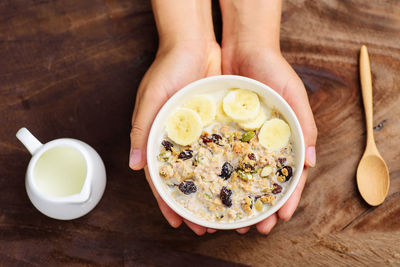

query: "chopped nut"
left=276, top=166, right=293, bottom=182
left=220, top=125, right=233, bottom=137
left=231, top=171, right=238, bottom=182
left=254, top=198, right=263, bottom=211
left=239, top=155, right=256, bottom=172
left=260, top=194, right=276, bottom=205
left=183, top=172, right=194, bottom=180
left=233, top=142, right=246, bottom=153
left=261, top=187, right=273, bottom=193
left=159, top=165, right=173, bottom=179
left=277, top=175, right=286, bottom=183
left=241, top=196, right=253, bottom=214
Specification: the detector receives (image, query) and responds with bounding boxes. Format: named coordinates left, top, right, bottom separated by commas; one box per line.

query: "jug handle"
left=16, top=128, right=43, bottom=155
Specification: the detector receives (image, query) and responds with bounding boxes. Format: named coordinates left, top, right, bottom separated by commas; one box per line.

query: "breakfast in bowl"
left=147, top=75, right=304, bottom=229
left=156, top=88, right=296, bottom=223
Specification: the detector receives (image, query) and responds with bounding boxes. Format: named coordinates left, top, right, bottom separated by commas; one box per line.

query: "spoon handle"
left=360, top=45, right=376, bottom=150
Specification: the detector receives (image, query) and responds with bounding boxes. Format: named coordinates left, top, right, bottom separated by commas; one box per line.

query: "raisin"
left=248, top=153, right=256, bottom=161
left=272, top=183, right=283, bottom=194
left=278, top=157, right=287, bottom=166
left=178, top=181, right=197, bottom=195
left=161, top=140, right=174, bottom=151
left=220, top=162, right=234, bottom=180
left=211, top=134, right=222, bottom=144
left=276, top=166, right=293, bottom=182
left=178, top=150, right=193, bottom=160
left=220, top=186, right=232, bottom=207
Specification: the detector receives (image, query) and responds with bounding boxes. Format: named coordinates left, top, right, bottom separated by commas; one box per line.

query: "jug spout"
left=67, top=181, right=91, bottom=204
left=66, top=182, right=91, bottom=204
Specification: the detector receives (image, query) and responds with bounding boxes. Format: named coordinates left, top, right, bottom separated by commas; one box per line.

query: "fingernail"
left=306, top=146, right=316, bottom=167
left=129, top=149, right=142, bottom=169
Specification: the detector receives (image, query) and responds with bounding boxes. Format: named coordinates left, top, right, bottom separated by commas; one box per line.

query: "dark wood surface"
left=1, top=0, right=400, bottom=266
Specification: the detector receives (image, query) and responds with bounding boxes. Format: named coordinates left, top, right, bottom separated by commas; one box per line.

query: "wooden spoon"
left=356, top=45, right=390, bottom=206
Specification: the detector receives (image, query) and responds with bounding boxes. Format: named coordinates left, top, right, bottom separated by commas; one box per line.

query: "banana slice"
left=258, top=118, right=291, bottom=151
left=183, top=95, right=216, bottom=126
left=166, top=108, right=202, bottom=146
left=215, top=100, right=231, bottom=123
left=223, top=89, right=260, bottom=122
left=238, top=108, right=267, bottom=130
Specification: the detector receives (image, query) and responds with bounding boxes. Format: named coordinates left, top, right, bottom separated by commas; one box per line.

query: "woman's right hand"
left=129, top=40, right=221, bottom=235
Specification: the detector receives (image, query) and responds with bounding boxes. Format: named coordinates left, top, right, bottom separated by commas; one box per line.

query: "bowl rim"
left=147, top=75, right=305, bottom=230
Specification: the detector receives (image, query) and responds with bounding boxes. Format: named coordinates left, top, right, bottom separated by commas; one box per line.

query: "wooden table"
left=1, top=0, right=399, bottom=265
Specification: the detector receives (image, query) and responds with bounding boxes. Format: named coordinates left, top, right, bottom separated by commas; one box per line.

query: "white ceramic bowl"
left=147, top=75, right=305, bottom=230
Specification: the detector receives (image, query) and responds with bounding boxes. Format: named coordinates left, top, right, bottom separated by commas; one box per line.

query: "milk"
left=33, top=146, right=87, bottom=197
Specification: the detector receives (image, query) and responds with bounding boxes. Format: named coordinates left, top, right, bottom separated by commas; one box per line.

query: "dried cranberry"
left=178, top=150, right=193, bottom=160
left=244, top=163, right=254, bottom=171
left=201, top=135, right=213, bottom=143
left=161, top=140, right=173, bottom=151
left=220, top=162, right=233, bottom=180
left=178, top=181, right=197, bottom=195
left=248, top=153, right=256, bottom=161
left=272, top=183, right=283, bottom=194
left=276, top=166, right=293, bottom=182
left=220, top=186, right=232, bottom=207
left=202, top=134, right=222, bottom=145
left=211, top=134, right=222, bottom=144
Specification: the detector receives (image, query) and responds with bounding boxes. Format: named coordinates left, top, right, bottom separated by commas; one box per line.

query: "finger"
left=278, top=167, right=308, bottom=221
left=284, top=76, right=318, bottom=168
left=256, top=213, right=278, bottom=235
left=236, top=227, right=250, bottom=234
left=156, top=197, right=183, bottom=228
left=129, top=80, right=169, bottom=170
left=205, top=43, right=222, bottom=76
left=144, top=167, right=183, bottom=228
left=184, top=219, right=207, bottom=236
left=207, top=228, right=217, bottom=234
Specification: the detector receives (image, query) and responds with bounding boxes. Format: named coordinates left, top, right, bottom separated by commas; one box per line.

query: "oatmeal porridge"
left=157, top=89, right=296, bottom=222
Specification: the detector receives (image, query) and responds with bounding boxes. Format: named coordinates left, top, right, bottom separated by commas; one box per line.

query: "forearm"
left=151, top=0, right=216, bottom=50
left=220, top=0, right=282, bottom=51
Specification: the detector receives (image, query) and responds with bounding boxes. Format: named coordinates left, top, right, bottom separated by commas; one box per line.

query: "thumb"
left=285, top=77, right=318, bottom=168
left=129, top=86, right=168, bottom=170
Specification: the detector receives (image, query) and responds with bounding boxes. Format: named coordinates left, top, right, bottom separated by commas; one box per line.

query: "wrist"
left=152, top=0, right=216, bottom=52
left=220, top=0, right=282, bottom=53
left=157, top=39, right=219, bottom=59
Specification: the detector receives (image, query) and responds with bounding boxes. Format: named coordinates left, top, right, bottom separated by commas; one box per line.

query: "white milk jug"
left=16, top=128, right=106, bottom=220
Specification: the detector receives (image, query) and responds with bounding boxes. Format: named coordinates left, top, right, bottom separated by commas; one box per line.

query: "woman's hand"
left=220, top=0, right=317, bottom=234
left=129, top=0, right=220, bottom=236
left=223, top=45, right=317, bottom=234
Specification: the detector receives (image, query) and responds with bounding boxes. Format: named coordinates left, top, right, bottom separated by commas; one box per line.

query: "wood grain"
left=0, top=0, right=399, bottom=266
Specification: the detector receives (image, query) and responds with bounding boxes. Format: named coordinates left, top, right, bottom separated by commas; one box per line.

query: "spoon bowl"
left=357, top=153, right=389, bottom=206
